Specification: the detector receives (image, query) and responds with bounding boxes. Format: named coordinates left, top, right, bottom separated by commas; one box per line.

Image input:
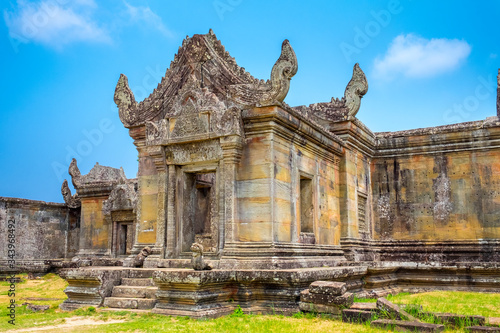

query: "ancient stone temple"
left=1, top=30, right=500, bottom=317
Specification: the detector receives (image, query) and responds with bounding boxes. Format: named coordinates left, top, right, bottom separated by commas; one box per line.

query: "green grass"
left=1, top=274, right=499, bottom=332
left=356, top=291, right=500, bottom=318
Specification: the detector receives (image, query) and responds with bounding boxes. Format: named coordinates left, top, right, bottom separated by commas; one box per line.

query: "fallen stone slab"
left=299, top=301, right=342, bottom=315
left=371, top=319, right=445, bottom=332
left=300, top=290, right=353, bottom=307
left=342, top=309, right=376, bottom=323
left=377, top=297, right=418, bottom=321
left=466, top=326, right=500, bottom=332
left=350, top=302, right=377, bottom=311
left=22, top=303, right=50, bottom=312
left=421, top=312, right=485, bottom=326
left=309, top=281, right=347, bottom=296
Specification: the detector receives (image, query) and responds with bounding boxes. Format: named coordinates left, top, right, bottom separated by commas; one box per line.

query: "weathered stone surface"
left=350, top=302, right=378, bottom=311
left=103, top=297, right=156, bottom=310
left=376, top=297, right=418, bottom=321
left=466, top=326, right=500, bottom=332
left=371, top=319, right=445, bottom=332
left=112, top=286, right=157, bottom=299
left=342, top=309, right=376, bottom=323
left=121, top=278, right=155, bottom=287
left=299, top=301, right=342, bottom=315
left=23, top=303, right=50, bottom=312
left=300, top=290, right=354, bottom=307
left=309, top=281, right=347, bottom=296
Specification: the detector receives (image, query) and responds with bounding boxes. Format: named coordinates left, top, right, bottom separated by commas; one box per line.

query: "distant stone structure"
left=2, top=30, right=500, bottom=317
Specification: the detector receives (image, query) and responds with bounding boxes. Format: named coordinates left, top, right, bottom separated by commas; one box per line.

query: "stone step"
left=112, top=286, right=157, bottom=299
left=103, top=297, right=157, bottom=310
left=121, top=278, right=155, bottom=287
left=127, top=269, right=156, bottom=279
left=350, top=302, right=377, bottom=311
left=371, top=319, right=445, bottom=332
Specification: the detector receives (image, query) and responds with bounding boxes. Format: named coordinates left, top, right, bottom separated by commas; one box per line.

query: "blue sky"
left=1, top=0, right=499, bottom=202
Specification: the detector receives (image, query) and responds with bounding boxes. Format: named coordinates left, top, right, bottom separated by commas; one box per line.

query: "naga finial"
left=114, top=74, right=138, bottom=127
left=344, top=63, right=368, bottom=117
left=228, top=39, right=298, bottom=107
left=61, top=179, right=81, bottom=208
left=68, top=158, right=81, bottom=188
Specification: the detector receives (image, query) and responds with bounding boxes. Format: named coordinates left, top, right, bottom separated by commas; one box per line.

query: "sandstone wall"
left=371, top=117, right=500, bottom=261
left=0, top=197, right=79, bottom=272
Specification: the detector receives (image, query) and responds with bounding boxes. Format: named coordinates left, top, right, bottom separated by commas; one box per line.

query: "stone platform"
left=59, top=262, right=500, bottom=318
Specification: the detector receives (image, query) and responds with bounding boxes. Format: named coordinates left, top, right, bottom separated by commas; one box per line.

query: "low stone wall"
left=0, top=197, right=79, bottom=273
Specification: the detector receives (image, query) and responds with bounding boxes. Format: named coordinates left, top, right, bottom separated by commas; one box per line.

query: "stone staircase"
left=103, top=276, right=158, bottom=310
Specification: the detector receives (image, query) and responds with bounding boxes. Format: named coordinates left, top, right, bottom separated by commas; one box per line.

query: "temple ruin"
left=1, top=30, right=500, bottom=317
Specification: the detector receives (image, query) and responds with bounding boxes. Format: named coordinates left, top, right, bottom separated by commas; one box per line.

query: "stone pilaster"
left=220, top=135, right=243, bottom=246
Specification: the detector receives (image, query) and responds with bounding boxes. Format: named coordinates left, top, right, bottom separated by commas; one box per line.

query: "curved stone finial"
left=265, top=39, right=298, bottom=104
left=228, top=39, right=298, bottom=107
left=114, top=74, right=138, bottom=127
left=61, top=179, right=81, bottom=208
left=344, top=63, right=368, bottom=117
left=68, top=158, right=81, bottom=188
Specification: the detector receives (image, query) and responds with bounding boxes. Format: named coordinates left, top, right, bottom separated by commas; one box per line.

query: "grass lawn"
left=1, top=273, right=499, bottom=332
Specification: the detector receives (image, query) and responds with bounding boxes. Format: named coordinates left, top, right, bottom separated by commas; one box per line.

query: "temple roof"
left=115, top=29, right=298, bottom=128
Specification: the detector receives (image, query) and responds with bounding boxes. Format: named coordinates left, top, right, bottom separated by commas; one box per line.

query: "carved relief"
left=61, top=179, right=81, bottom=208
left=146, top=119, right=168, bottom=145
left=165, top=140, right=223, bottom=165
left=114, top=30, right=297, bottom=129
left=102, top=181, right=138, bottom=216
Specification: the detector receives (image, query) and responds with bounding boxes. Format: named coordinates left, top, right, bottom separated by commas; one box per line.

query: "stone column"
left=220, top=135, right=243, bottom=247
left=165, top=164, right=176, bottom=257
left=148, top=146, right=167, bottom=259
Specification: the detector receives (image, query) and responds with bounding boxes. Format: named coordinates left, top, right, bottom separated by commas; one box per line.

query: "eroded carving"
left=228, top=39, right=298, bottom=107
left=102, top=181, right=138, bottom=216
left=165, top=140, right=223, bottom=164
left=190, top=242, right=212, bottom=270
left=292, top=63, right=368, bottom=123
left=132, top=246, right=152, bottom=267
left=61, top=179, right=81, bottom=208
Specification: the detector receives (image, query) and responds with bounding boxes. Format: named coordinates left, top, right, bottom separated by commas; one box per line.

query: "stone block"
left=376, top=297, right=418, bottom=321
left=422, top=312, right=485, bottom=326
left=299, top=301, right=342, bottom=315
left=103, top=297, right=156, bottom=310
left=371, top=319, right=444, bottom=332
left=350, top=302, right=377, bottom=311
left=465, top=327, right=500, bottom=332
left=342, top=309, right=376, bottom=323
left=121, top=278, right=155, bottom=287
left=111, top=286, right=157, bottom=299
left=309, top=281, right=347, bottom=296
left=300, top=289, right=353, bottom=307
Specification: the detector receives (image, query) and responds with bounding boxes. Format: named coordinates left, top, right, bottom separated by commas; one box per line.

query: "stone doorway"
left=112, top=217, right=134, bottom=257
left=181, top=171, right=217, bottom=254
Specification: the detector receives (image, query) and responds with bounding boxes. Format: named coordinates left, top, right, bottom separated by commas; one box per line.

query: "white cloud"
left=373, top=34, right=471, bottom=80
left=124, top=2, right=173, bottom=38
left=4, top=0, right=111, bottom=50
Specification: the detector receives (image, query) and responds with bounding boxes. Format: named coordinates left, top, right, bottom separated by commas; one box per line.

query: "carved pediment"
left=68, top=158, right=127, bottom=189
left=115, top=29, right=298, bottom=129
left=102, top=181, right=138, bottom=216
